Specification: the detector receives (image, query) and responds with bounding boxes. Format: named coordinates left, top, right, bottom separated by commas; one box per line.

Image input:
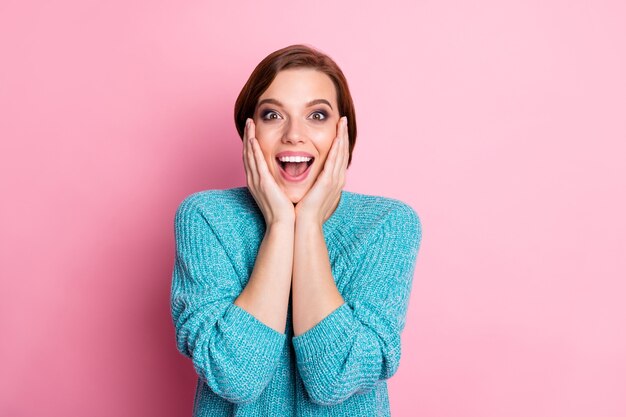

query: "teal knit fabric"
left=170, top=186, right=422, bottom=416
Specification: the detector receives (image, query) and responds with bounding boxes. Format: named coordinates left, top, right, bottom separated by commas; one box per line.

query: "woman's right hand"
left=243, top=118, right=295, bottom=227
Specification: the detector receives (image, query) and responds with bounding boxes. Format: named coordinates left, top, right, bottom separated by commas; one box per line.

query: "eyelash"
left=260, top=110, right=280, bottom=120
left=260, top=110, right=328, bottom=121
left=310, top=111, right=327, bottom=121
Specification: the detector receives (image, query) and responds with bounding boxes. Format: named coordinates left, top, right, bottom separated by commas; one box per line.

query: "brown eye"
left=310, top=111, right=327, bottom=121
left=261, top=110, right=281, bottom=120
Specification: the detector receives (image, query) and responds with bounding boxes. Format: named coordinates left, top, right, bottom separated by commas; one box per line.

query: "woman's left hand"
left=295, top=116, right=349, bottom=226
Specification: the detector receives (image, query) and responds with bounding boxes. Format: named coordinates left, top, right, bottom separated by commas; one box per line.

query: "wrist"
left=295, top=215, right=324, bottom=233
left=266, top=218, right=295, bottom=233
left=294, top=205, right=323, bottom=226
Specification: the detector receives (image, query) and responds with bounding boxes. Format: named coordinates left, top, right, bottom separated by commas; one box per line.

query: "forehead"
left=259, top=68, right=337, bottom=107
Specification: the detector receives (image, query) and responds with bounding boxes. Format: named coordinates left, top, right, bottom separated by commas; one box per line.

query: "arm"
left=291, top=205, right=423, bottom=406
left=170, top=195, right=288, bottom=405
left=291, top=219, right=344, bottom=337
left=234, top=220, right=294, bottom=333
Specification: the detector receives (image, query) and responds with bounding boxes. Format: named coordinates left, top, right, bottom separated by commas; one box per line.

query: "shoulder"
left=175, top=187, right=259, bottom=226
left=344, top=191, right=421, bottom=231
left=343, top=191, right=422, bottom=248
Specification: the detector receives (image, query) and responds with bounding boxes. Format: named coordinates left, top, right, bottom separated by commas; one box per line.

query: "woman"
left=171, top=44, right=422, bottom=417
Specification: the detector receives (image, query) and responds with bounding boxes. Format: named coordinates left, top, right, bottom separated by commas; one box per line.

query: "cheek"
left=258, top=145, right=274, bottom=168
left=315, top=129, right=337, bottom=161
left=252, top=126, right=275, bottom=163
left=254, top=123, right=280, bottom=147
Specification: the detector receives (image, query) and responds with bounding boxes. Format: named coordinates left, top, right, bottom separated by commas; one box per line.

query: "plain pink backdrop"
left=1, top=1, right=625, bottom=416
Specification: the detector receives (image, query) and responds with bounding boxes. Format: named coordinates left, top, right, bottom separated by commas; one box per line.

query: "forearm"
left=292, top=220, right=345, bottom=336
left=234, top=222, right=294, bottom=333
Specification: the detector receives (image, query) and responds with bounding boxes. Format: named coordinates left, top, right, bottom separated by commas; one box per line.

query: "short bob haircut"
left=234, top=44, right=357, bottom=167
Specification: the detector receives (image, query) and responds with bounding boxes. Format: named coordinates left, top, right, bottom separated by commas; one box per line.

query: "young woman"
left=171, top=44, right=422, bottom=416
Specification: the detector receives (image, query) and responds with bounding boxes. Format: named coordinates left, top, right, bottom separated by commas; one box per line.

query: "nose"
left=281, top=118, right=306, bottom=144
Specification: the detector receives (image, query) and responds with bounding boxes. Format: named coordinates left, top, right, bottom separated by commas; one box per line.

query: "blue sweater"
left=170, top=187, right=422, bottom=416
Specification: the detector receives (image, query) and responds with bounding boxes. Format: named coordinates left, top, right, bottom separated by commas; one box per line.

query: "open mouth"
left=276, top=158, right=314, bottom=181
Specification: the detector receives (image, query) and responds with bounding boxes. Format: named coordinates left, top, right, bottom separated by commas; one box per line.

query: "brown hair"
left=234, top=44, right=357, bottom=167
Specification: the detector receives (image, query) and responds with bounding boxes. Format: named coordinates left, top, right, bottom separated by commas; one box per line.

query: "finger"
left=329, top=117, right=343, bottom=165
left=339, top=117, right=349, bottom=187
left=342, top=117, right=349, bottom=170
left=250, top=131, right=273, bottom=184
left=246, top=119, right=259, bottom=186
left=335, top=117, right=347, bottom=177
left=331, top=117, right=346, bottom=180
left=319, top=136, right=339, bottom=187
left=242, top=119, right=250, bottom=177
left=243, top=119, right=254, bottom=189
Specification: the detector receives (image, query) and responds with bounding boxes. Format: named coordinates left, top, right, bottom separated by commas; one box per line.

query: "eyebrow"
left=257, top=98, right=333, bottom=110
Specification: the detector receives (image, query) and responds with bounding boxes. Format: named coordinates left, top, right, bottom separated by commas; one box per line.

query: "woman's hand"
left=243, top=118, right=295, bottom=227
left=295, top=116, right=349, bottom=227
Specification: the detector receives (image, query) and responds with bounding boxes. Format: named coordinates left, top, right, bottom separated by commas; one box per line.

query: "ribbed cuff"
left=221, top=303, right=287, bottom=356
left=292, top=302, right=356, bottom=362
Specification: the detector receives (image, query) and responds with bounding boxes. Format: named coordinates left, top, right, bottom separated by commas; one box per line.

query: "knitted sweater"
left=170, top=186, right=422, bottom=416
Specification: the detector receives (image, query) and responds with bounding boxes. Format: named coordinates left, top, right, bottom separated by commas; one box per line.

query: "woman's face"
left=253, top=68, right=340, bottom=204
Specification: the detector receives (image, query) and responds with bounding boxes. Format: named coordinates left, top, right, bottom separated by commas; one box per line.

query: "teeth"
left=278, top=156, right=312, bottom=163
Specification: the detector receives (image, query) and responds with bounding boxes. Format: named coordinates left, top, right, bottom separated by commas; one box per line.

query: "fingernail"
left=343, top=116, right=348, bottom=125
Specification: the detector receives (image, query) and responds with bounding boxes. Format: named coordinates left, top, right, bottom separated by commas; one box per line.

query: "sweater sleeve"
left=170, top=194, right=286, bottom=404
left=291, top=203, right=422, bottom=406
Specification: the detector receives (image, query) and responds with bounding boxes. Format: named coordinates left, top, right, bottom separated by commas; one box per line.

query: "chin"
left=285, top=189, right=306, bottom=204
left=283, top=188, right=309, bottom=204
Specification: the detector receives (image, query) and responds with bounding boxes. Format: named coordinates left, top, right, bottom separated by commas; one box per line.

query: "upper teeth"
left=278, top=156, right=312, bottom=163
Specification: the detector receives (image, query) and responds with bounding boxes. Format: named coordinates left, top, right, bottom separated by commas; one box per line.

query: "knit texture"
left=170, top=186, right=422, bottom=416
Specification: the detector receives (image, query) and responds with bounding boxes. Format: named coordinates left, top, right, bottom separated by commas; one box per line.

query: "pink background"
left=1, top=1, right=625, bottom=416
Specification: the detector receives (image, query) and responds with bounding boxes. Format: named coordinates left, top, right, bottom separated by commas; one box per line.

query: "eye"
left=309, top=111, right=327, bottom=121
left=261, top=110, right=282, bottom=120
